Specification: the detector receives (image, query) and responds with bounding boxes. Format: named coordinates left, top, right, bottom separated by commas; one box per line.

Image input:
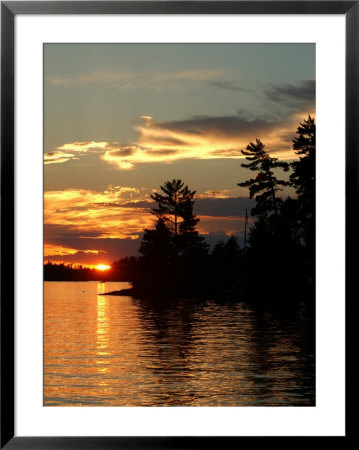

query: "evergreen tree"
left=290, top=115, right=315, bottom=199
left=151, top=179, right=197, bottom=236
left=289, top=116, right=315, bottom=246
left=178, top=196, right=208, bottom=260
left=289, top=116, right=316, bottom=279
left=237, top=134, right=312, bottom=289
left=139, top=218, right=175, bottom=262
left=150, top=179, right=207, bottom=258
left=237, top=139, right=290, bottom=217
left=135, top=179, right=208, bottom=296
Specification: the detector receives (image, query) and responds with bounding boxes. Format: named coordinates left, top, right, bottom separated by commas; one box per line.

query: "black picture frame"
left=1, top=1, right=354, bottom=447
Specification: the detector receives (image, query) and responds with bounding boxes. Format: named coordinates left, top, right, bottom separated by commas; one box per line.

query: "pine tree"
left=135, top=179, right=208, bottom=296
left=290, top=116, right=316, bottom=266
left=151, top=179, right=197, bottom=236
left=237, top=139, right=290, bottom=217
left=290, top=116, right=315, bottom=208
left=139, top=218, right=174, bottom=261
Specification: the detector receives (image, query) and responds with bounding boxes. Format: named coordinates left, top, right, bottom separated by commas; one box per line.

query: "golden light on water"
left=44, top=281, right=315, bottom=406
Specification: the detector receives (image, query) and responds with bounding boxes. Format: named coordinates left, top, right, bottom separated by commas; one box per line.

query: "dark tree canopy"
left=139, top=218, right=175, bottom=261
left=289, top=115, right=316, bottom=256
left=290, top=115, right=315, bottom=201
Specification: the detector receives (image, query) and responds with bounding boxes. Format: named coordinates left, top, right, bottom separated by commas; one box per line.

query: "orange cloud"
left=133, top=113, right=312, bottom=162
left=196, top=190, right=237, bottom=199
left=44, top=244, right=100, bottom=257
left=46, top=110, right=314, bottom=170
left=44, top=141, right=123, bottom=165
left=44, top=186, right=154, bottom=241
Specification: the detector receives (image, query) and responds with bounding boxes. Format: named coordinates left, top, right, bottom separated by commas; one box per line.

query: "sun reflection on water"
left=96, top=284, right=110, bottom=362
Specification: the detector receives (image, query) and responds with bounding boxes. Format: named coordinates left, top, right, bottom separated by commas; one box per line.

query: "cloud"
left=44, top=141, right=123, bottom=165
left=46, top=109, right=312, bottom=170
left=45, top=78, right=315, bottom=171
left=44, top=186, right=154, bottom=240
left=264, top=80, right=315, bottom=108
left=44, top=150, right=76, bottom=164
left=102, top=146, right=141, bottom=170
left=156, top=69, right=228, bottom=81
left=195, top=197, right=255, bottom=217
left=130, top=112, right=307, bottom=163
left=44, top=185, right=153, bottom=264
left=45, top=70, right=136, bottom=86
left=197, top=190, right=235, bottom=199
left=45, top=78, right=315, bottom=169
left=44, top=235, right=141, bottom=265
left=45, top=68, right=231, bottom=91
left=207, top=80, right=249, bottom=92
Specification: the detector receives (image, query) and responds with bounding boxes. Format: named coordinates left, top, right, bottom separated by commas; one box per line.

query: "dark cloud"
left=155, top=115, right=273, bottom=136
left=195, top=197, right=255, bottom=217
left=145, top=136, right=186, bottom=146
left=45, top=225, right=142, bottom=261
left=265, top=80, right=315, bottom=107
left=152, top=114, right=280, bottom=137
left=207, top=80, right=250, bottom=92
left=45, top=250, right=107, bottom=264
left=45, top=224, right=108, bottom=239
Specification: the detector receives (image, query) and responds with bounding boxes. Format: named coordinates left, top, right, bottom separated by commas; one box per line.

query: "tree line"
left=44, top=258, right=138, bottom=282
left=45, top=116, right=315, bottom=301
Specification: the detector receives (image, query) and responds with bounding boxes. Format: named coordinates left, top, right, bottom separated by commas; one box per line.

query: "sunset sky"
left=44, top=44, right=315, bottom=267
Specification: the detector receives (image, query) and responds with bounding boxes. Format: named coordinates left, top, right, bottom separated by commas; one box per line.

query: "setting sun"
left=96, top=264, right=111, bottom=271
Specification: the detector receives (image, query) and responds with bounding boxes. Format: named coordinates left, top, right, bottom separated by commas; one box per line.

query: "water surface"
left=44, top=281, right=315, bottom=406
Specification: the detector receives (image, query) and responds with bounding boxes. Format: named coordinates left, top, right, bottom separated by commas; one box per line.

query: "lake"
left=44, top=281, right=315, bottom=406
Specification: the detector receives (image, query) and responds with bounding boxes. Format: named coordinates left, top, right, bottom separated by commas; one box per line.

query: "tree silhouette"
left=134, top=179, right=208, bottom=297
left=151, top=179, right=197, bottom=236
left=139, top=218, right=175, bottom=261
left=236, top=119, right=316, bottom=291
left=289, top=116, right=316, bottom=279
left=289, top=116, right=315, bottom=244
left=237, top=139, right=290, bottom=217
left=290, top=115, right=315, bottom=198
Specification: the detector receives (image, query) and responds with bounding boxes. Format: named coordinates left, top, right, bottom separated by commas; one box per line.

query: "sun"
left=96, top=264, right=111, bottom=271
